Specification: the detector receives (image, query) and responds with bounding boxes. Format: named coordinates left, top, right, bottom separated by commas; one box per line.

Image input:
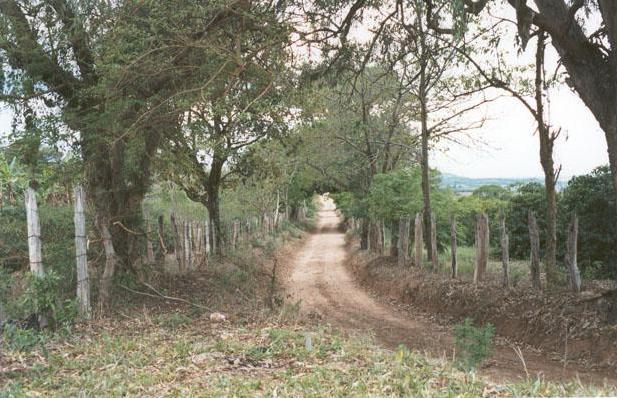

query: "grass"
left=444, top=247, right=529, bottom=284
left=2, top=314, right=615, bottom=397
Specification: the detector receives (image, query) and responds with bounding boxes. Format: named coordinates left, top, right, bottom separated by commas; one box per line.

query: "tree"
left=163, top=4, right=292, bottom=253
left=0, top=0, right=274, bottom=306
left=560, top=166, right=617, bottom=277
left=299, top=66, right=419, bottom=249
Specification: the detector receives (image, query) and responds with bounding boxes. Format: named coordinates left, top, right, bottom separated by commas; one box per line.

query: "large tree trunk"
left=535, top=30, right=558, bottom=286
left=528, top=0, right=617, bottom=220
left=97, top=212, right=119, bottom=310
left=205, top=152, right=226, bottom=255
left=420, top=101, right=433, bottom=262
left=360, top=218, right=369, bottom=250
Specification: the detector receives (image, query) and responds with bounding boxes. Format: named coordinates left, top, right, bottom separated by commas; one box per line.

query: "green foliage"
left=559, top=166, right=617, bottom=277
left=22, top=271, right=77, bottom=328
left=1, top=323, right=46, bottom=352
left=155, top=313, right=193, bottom=331
left=455, top=186, right=510, bottom=247
left=367, top=168, right=424, bottom=220
left=453, top=318, right=495, bottom=371
left=507, top=182, right=547, bottom=260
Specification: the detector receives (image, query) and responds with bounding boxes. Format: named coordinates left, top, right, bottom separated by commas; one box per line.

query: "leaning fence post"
left=73, top=185, right=91, bottom=319
left=414, top=212, right=423, bottom=267
left=528, top=211, right=542, bottom=290
left=566, top=213, right=582, bottom=293
left=450, top=215, right=457, bottom=278
left=144, top=211, right=155, bottom=264
left=430, top=212, right=438, bottom=269
left=397, top=217, right=409, bottom=267
left=499, top=210, right=510, bottom=288
left=474, top=213, right=489, bottom=284
left=25, top=187, right=47, bottom=327
left=157, top=215, right=167, bottom=261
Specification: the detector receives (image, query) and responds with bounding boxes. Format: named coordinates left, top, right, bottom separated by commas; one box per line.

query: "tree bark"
left=369, top=220, right=382, bottom=254
left=528, top=211, right=542, bottom=290
left=360, top=218, right=369, bottom=250
left=97, top=213, right=118, bottom=310
left=566, top=213, right=582, bottom=293
left=474, top=213, right=489, bottom=284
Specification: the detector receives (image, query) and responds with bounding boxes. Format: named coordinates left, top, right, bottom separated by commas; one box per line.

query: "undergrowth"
left=1, top=315, right=613, bottom=397
left=453, top=318, right=495, bottom=371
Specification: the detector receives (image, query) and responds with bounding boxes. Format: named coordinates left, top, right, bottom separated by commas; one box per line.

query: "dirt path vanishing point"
left=284, top=196, right=616, bottom=386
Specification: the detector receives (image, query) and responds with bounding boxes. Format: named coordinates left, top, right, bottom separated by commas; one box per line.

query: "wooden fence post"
left=566, top=213, right=581, bottom=293
left=450, top=215, right=457, bottom=278
left=499, top=210, right=510, bottom=288
left=25, top=187, right=44, bottom=276
left=157, top=215, right=167, bottom=261
left=204, top=220, right=210, bottom=255
left=528, top=211, right=542, bottom=290
left=398, top=217, right=409, bottom=267
left=414, top=212, right=423, bottom=267
left=73, top=185, right=90, bottom=319
left=171, top=214, right=183, bottom=272
left=183, top=221, right=193, bottom=270
left=474, top=213, right=489, bottom=283
left=430, top=212, right=438, bottom=269
left=144, top=212, right=155, bottom=264
left=232, top=220, right=239, bottom=247
left=382, top=220, right=387, bottom=254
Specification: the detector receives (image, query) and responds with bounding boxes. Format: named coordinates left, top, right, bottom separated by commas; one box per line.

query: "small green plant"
left=22, top=271, right=77, bottom=328
left=453, top=318, right=495, bottom=370
left=155, top=312, right=192, bottom=330
left=1, top=323, right=46, bottom=352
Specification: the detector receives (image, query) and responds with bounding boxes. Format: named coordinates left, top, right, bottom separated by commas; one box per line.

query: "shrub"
left=453, top=318, right=495, bottom=371
left=1, top=322, right=46, bottom=352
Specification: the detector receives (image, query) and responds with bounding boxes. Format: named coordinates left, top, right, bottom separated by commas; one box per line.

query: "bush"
left=1, top=322, right=46, bottom=352
left=453, top=318, right=495, bottom=371
left=22, top=271, right=77, bottom=328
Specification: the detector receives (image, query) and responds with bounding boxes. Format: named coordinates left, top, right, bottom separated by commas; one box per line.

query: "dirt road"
left=285, top=196, right=616, bottom=385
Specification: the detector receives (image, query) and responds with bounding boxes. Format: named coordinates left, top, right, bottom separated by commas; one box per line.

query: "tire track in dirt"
left=284, top=196, right=616, bottom=386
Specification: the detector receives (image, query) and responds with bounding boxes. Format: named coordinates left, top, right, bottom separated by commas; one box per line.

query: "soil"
left=281, top=196, right=617, bottom=386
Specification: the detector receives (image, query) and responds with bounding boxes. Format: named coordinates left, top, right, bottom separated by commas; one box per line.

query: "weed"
left=1, top=323, right=46, bottom=352
left=155, top=312, right=192, bottom=330
left=453, top=317, right=495, bottom=370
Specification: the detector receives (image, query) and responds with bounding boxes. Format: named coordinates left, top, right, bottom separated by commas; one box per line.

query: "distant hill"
left=440, top=173, right=567, bottom=194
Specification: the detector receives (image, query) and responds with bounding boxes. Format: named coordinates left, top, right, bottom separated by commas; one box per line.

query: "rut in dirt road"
left=285, top=196, right=617, bottom=385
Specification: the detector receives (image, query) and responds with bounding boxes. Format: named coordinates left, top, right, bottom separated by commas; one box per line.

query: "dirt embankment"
left=348, top=250, right=617, bottom=371
left=280, top=197, right=617, bottom=385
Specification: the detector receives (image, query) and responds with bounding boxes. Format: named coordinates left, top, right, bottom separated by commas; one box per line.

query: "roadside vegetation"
left=2, top=0, right=617, bottom=395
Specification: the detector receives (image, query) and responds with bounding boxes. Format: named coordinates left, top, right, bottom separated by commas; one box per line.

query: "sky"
left=432, top=85, right=608, bottom=179
left=0, top=7, right=609, bottom=181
